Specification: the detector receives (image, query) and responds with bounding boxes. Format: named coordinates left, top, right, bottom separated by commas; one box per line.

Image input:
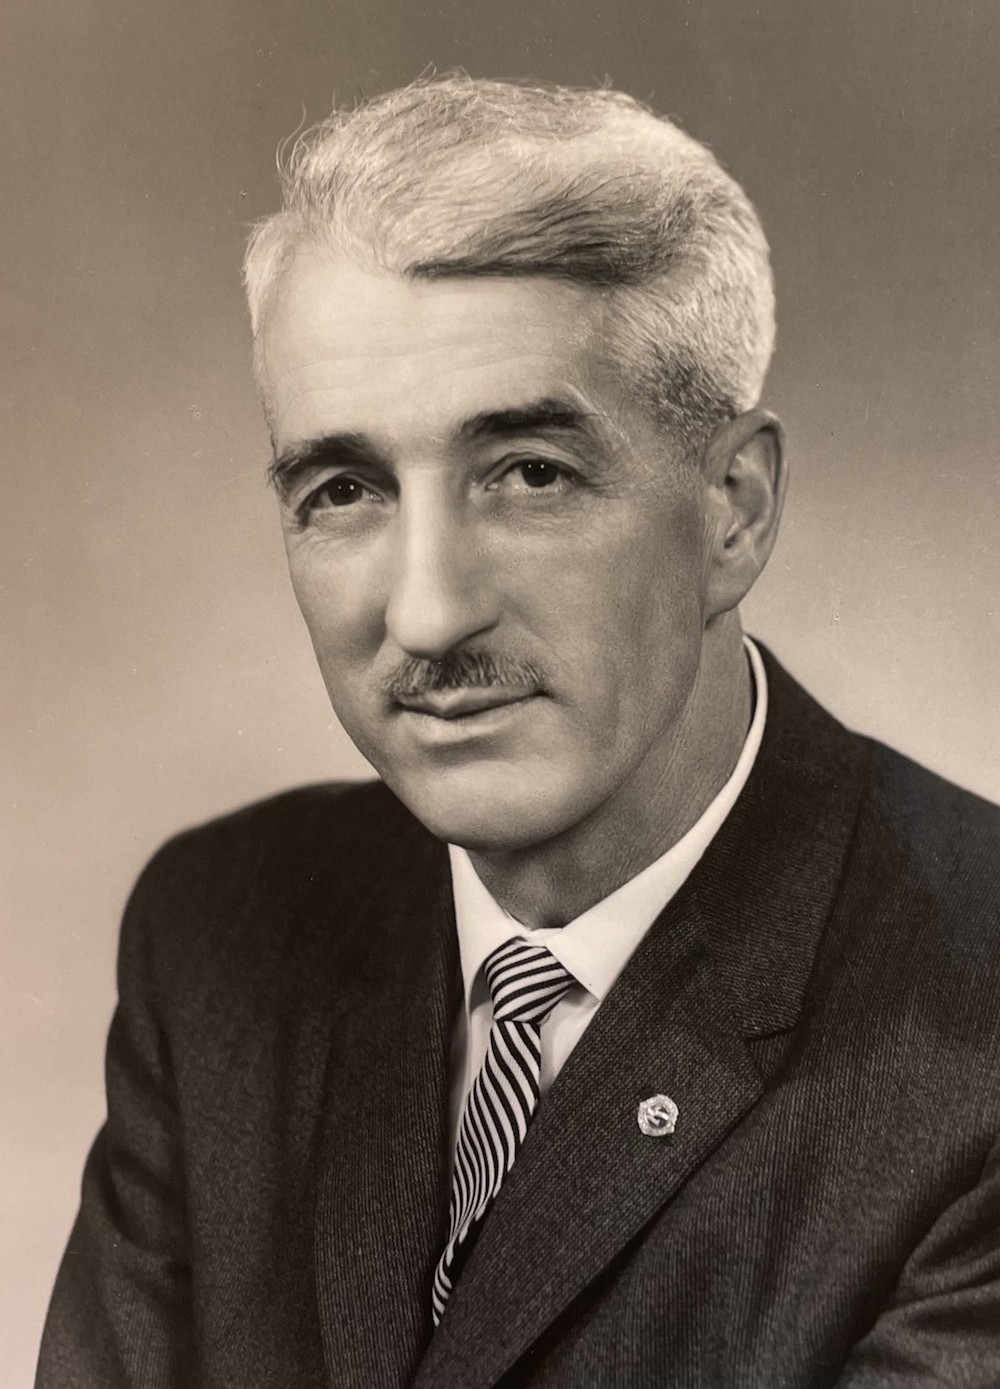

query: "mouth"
left=394, top=687, right=540, bottom=721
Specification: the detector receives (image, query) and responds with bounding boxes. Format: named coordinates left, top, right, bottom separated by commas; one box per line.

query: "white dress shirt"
left=446, top=636, right=768, bottom=1152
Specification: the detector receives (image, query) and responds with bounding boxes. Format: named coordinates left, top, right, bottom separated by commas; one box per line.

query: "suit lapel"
left=415, top=647, right=869, bottom=1388
left=312, top=818, right=460, bottom=1389
left=414, top=888, right=763, bottom=1389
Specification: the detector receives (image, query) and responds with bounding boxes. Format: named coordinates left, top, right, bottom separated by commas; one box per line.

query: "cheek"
left=285, top=543, right=378, bottom=677
left=517, top=503, right=705, bottom=682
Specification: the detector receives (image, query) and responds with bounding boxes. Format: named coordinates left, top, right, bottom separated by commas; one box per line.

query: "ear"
left=701, top=408, right=787, bottom=620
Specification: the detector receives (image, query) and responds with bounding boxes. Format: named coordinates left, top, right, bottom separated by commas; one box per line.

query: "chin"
left=385, top=761, right=591, bottom=855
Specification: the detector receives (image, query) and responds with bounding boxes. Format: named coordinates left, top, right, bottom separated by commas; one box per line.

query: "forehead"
left=259, top=249, right=627, bottom=447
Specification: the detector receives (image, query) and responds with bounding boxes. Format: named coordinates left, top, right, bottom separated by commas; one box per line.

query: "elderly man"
left=39, top=77, right=1000, bottom=1388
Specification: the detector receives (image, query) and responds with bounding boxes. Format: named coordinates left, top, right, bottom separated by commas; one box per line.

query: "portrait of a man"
left=3, top=0, right=997, bottom=1374
left=29, top=68, right=1000, bottom=1386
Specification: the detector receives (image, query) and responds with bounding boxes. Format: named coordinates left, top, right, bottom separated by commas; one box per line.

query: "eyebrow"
left=457, top=398, right=601, bottom=442
left=267, top=398, right=602, bottom=500
left=267, top=433, right=385, bottom=500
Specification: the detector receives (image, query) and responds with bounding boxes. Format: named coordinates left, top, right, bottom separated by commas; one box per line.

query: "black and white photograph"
left=4, top=2, right=999, bottom=1384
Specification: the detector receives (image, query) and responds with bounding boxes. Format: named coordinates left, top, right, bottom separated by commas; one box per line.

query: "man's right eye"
left=308, top=476, right=368, bottom=508
left=298, top=476, right=384, bottom=517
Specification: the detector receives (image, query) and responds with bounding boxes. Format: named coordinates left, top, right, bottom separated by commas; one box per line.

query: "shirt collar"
left=449, top=636, right=769, bottom=1013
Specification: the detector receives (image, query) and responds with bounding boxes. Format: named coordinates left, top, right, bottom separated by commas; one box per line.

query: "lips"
left=395, top=687, right=538, bottom=720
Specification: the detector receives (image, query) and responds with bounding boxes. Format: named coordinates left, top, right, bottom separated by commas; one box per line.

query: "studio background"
left=3, top=0, right=998, bottom=1378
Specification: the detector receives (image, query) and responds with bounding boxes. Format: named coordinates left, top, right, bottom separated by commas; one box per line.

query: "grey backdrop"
left=3, top=0, right=999, bottom=1378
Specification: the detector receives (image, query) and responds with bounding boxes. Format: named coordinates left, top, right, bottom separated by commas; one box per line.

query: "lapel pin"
left=637, top=1094, right=679, bottom=1137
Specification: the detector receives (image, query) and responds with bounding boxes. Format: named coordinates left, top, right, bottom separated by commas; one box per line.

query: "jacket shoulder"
left=138, top=778, right=427, bottom=886
left=761, top=639, right=1000, bottom=897
left=118, top=779, right=442, bottom=995
left=825, top=737, right=1000, bottom=1057
left=758, top=646, right=1000, bottom=1042
left=861, top=738, right=1000, bottom=893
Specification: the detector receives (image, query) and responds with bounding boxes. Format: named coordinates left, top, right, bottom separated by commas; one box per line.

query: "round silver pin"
left=637, top=1094, right=679, bottom=1137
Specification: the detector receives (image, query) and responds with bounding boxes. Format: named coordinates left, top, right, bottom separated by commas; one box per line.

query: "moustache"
left=383, top=651, right=545, bottom=701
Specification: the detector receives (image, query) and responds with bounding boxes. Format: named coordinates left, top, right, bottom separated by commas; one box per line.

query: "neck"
left=467, top=616, right=753, bottom=928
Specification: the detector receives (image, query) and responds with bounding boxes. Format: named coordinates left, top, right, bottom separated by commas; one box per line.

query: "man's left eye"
left=493, top=458, right=573, bottom=492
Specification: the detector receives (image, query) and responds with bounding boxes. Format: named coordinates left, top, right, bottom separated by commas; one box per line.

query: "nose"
left=383, top=484, right=498, bottom=660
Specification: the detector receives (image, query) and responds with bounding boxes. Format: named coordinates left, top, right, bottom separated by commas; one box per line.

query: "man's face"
left=261, top=250, right=713, bottom=852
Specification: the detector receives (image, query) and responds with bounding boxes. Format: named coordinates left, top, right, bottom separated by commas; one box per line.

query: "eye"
left=302, top=475, right=379, bottom=512
left=517, top=459, right=564, bottom=488
left=490, top=457, right=575, bottom=494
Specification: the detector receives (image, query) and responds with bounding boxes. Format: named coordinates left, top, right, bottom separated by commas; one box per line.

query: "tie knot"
left=483, top=937, right=575, bottom=1024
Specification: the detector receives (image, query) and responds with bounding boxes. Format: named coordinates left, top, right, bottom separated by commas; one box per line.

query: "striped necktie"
left=432, top=936, right=575, bottom=1324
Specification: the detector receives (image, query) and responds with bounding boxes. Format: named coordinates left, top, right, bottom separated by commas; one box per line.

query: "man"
left=39, top=76, right=1000, bottom=1388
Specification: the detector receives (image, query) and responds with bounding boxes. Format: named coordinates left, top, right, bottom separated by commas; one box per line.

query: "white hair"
left=244, top=75, right=775, bottom=453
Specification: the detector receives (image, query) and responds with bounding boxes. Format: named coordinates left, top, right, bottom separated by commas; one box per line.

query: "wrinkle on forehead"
left=260, top=250, right=636, bottom=453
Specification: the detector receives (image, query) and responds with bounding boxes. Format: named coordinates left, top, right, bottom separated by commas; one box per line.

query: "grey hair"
left=244, top=75, right=775, bottom=454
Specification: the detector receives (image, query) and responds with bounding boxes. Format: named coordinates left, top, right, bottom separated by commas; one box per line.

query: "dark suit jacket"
left=38, top=650, right=1000, bottom=1387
